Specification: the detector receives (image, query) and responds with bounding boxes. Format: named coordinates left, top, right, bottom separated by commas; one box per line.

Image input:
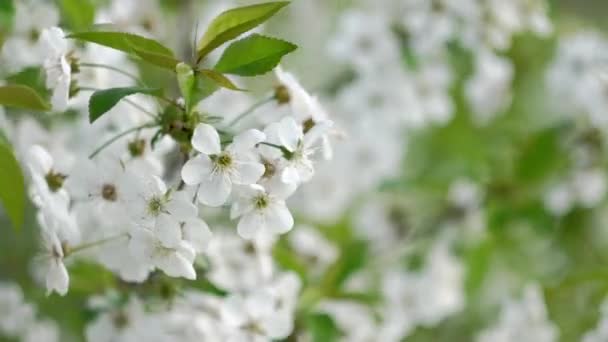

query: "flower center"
left=303, top=118, right=315, bottom=134
left=102, top=184, right=118, bottom=202
left=147, top=196, right=164, bottom=216
left=45, top=171, right=66, bottom=192
left=243, top=321, right=265, bottom=335
left=28, top=29, right=39, bottom=42
left=112, top=311, right=129, bottom=329
left=254, top=194, right=269, bottom=210
left=128, top=138, right=146, bottom=157
left=261, top=158, right=276, bottom=179
left=274, top=84, right=291, bottom=104
left=212, top=152, right=233, bottom=171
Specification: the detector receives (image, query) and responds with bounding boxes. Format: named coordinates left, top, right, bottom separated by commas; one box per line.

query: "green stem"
left=80, top=62, right=145, bottom=86
left=66, top=233, right=129, bottom=257
left=89, top=122, right=158, bottom=159
left=122, top=98, right=159, bottom=119
left=225, top=95, right=275, bottom=127
left=259, top=142, right=284, bottom=150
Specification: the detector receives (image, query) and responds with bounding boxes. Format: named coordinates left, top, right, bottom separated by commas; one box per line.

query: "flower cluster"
left=2, top=0, right=608, bottom=341
left=0, top=283, right=59, bottom=342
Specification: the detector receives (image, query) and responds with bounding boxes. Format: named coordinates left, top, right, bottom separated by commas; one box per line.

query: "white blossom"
left=40, top=27, right=71, bottom=112
left=230, top=183, right=295, bottom=239
left=181, top=124, right=266, bottom=206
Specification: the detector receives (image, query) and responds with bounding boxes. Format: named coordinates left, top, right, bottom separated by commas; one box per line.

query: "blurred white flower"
left=1, top=0, right=59, bottom=70
left=129, top=214, right=199, bottom=280
left=37, top=223, right=69, bottom=296
left=220, top=289, right=293, bottom=341
left=476, top=284, right=558, bottom=342
left=466, top=49, right=514, bottom=124
left=40, top=27, right=71, bottom=112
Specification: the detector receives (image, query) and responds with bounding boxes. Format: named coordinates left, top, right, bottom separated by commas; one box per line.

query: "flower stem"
left=89, top=122, right=158, bottom=159
left=225, top=94, right=275, bottom=128
left=259, top=142, right=284, bottom=150
left=66, top=233, right=129, bottom=257
left=80, top=62, right=145, bottom=86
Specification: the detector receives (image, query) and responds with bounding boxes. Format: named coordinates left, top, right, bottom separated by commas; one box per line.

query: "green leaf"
left=68, top=31, right=179, bottom=69
left=307, top=313, right=341, bottom=342
left=191, top=74, right=220, bottom=107
left=215, top=34, right=297, bottom=76
left=0, top=0, right=13, bottom=31
left=131, top=46, right=181, bottom=70
left=0, top=85, right=51, bottom=111
left=89, top=87, right=161, bottom=123
left=6, top=67, right=49, bottom=98
left=0, top=144, right=25, bottom=231
left=198, top=69, right=242, bottom=91
left=60, top=0, right=95, bottom=31
left=196, top=1, right=289, bottom=60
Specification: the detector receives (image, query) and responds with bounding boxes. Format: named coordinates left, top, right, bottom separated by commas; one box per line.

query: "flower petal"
left=278, top=117, right=302, bottom=152
left=27, top=145, right=53, bottom=175
left=182, top=218, right=212, bottom=252
left=233, top=161, right=265, bottom=185
left=192, top=123, right=221, bottom=155
left=237, top=213, right=263, bottom=239
left=154, top=214, right=182, bottom=248
left=167, top=191, right=197, bottom=221
left=230, top=129, right=266, bottom=151
left=265, top=202, right=294, bottom=234
left=46, top=260, right=69, bottom=296
left=281, top=166, right=300, bottom=185
left=155, top=251, right=196, bottom=280
left=181, top=155, right=213, bottom=185
left=198, top=173, right=232, bottom=206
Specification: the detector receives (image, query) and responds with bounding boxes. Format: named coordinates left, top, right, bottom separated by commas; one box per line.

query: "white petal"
left=151, top=175, right=168, bottom=195
left=181, top=155, right=213, bottom=185
left=154, top=214, right=182, bottom=248
left=128, top=228, right=155, bottom=261
left=230, top=129, right=266, bottom=151
left=198, top=173, right=232, bottom=207
left=237, top=213, right=264, bottom=239
left=27, top=145, right=53, bottom=175
left=40, top=27, right=67, bottom=56
left=233, top=161, right=265, bottom=185
left=322, top=136, right=333, bottom=160
left=278, top=117, right=302, bottom=152
left=265, top=178, right=297, bottom=199
left=281, top=166, right=300, bottom=184
left=221, top=296, right=248, bottom=327
left=51, top=73, right=70, bottom=112
left=230, top=199, right=254, bottom=220
left=166, top=191, right=197, bottom=221
left=182, top=218, right=212, bottom=252
left=156, top=252, right=196, bottom=280
left=304, top=120, right=332, bottom=148
left=192, top=123, right=221, bottom=155
left=265, top=203, right=293, bottom=234
left=261, top=312, right=293, bottom=339
left=245, top=291, right=275, bottom=318
left=295, top=161, right=314, bottom=183
left=46, top=260, right=69, bottom=296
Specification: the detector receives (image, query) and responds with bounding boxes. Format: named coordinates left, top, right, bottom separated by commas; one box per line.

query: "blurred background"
left=3, top=0, right=608, bottom=341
